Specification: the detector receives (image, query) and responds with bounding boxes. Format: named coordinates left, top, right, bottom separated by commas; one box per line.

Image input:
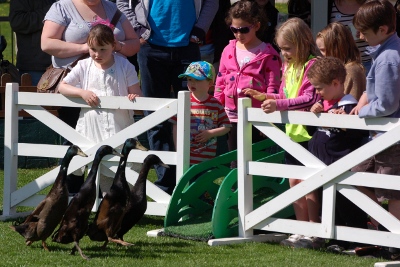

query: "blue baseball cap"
left=178, top=61, right=215, bottom=81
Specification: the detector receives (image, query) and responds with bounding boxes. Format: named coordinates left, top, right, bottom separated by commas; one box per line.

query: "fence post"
left=237, top=98, right=253, bottom=238
left=3, top=83, right=19, bottom=216
left=176, top=91, right=191, bottom=181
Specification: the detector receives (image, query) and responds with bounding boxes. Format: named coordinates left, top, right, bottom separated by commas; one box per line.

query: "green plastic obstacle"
left=163, top=139, right=294, bottom=241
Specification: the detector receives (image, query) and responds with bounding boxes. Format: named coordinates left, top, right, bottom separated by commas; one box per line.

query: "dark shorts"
left=351, top=144, right=400, bottom=200
left=284, top=141, right=309, bottom=166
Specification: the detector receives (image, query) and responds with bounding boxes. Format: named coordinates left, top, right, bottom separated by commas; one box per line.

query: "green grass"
left=0, top=1, right=14, bottom=63
left=0, top=168, right=391, bottom=266
left=275, top=3, right=288, bottom=14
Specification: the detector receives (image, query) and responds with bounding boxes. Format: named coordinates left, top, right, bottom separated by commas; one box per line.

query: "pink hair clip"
left=91, top=16, right=115, bottom=30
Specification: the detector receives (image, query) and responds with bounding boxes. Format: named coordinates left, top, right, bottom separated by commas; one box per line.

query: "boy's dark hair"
left=353, top=0, right=396, bottom=34
left=225, top=0, right=268, bottom=38
left=87, top=24, right=115, bottom=47
left=307, top=57, right=346, bottom=85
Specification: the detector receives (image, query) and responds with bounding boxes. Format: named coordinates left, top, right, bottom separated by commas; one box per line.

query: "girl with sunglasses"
left=214, top=0, right=281, bottom=168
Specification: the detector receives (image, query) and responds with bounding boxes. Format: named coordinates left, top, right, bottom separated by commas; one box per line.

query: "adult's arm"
left=9, top=0, right=52, bottom=34
left=117, top=0, right=136, bottom=26
left=191, top=0, right=219, bottom=42
left=116, top=17, right=140, bottom=57
left=41, top=20, right=89, bottom=58
left=359, top=62, right=400, bottom=118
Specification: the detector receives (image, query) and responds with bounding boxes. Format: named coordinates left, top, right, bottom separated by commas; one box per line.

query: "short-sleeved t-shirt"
left=330, top=2, right=372, bottom=64
left=44, top=0, right=128, bottom=68
left=170, top=94, right=231, bottom=165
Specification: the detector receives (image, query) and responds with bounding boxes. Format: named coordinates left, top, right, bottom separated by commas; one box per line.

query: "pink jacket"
left=214, top=40, right=281, bottom=113
left=267, top=58, right=320, bottom=111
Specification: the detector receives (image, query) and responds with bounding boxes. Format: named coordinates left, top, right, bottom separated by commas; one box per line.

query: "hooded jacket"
left=214, top=40, right=281, bottom=115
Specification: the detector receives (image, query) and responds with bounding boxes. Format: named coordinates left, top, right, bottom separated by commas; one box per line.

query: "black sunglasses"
left=230, top=25, right=255, bottom=34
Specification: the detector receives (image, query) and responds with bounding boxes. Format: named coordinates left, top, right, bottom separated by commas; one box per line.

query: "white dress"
left=64, top=55, right=139, bottom=144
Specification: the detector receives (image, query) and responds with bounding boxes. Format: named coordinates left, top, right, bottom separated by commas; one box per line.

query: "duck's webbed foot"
left=101, top=240, right=109, bottom=250
left=42, top=240, right=50, bottom=251
left=108, top=237, right=134, bottom=246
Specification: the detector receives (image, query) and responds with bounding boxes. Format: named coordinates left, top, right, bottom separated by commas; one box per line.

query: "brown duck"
left=87, top=138, right=147, bottom=249
left=116, top=154, right=168, bottom=241
left=10, top=145, right=87, bottom=251
left=52, top=145, right=121, bottom=260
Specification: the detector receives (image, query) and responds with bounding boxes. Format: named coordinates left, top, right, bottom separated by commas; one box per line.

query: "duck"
left=87, top=138, right=147, bottom=249
left=52, top=145, right=122, bottom=260
left=10, top=145, right=87, bottom=251
left=116, top=154, right=169, bottom=241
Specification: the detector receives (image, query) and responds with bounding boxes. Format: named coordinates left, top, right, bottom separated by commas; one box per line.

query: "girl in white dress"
left=59, top=22, right=142, bottom=194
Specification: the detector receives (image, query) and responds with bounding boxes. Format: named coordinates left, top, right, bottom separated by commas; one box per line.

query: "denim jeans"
left=138, top=42, right=200, bottom=194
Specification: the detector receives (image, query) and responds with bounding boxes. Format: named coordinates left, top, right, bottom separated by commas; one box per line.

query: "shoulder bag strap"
left=110, top=9, right=122, bottom=27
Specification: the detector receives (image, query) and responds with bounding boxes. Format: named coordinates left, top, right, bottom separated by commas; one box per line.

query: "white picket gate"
left=1, top=83, right=191, bottom=220
left=209, top=97, right=400, bottom=248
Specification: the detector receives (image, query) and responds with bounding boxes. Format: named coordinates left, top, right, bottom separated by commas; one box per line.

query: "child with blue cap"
left=170, top=61, right=231, bottom=165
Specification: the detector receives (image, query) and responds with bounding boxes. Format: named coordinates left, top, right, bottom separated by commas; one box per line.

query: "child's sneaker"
left=280, top=234, right=304, bottom=247
left=293, top=236, right=325, bottom=249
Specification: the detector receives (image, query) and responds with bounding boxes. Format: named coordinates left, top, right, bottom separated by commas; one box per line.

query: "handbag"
left=37, top=54, right=87, bottom=93
left=37, top=9, right=122, bottom=93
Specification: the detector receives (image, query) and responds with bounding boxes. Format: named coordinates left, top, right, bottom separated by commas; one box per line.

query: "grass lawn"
left=0, top=1, right=14, bottom=63
left=0, top=168, right=391, bottom=267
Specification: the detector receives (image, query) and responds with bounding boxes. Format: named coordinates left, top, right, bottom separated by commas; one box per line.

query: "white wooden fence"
left=4, top=83, right=400, bottom=248
left=1, top=83, right=191, bottom=220
left=209, top=97, right=400, bottom=248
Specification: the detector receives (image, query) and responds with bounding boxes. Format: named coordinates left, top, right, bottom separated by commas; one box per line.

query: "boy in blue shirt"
left=351, top=0, right=400, bottom=234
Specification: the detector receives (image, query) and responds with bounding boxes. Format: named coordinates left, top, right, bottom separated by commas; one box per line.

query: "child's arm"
left=127, top=82, right=142, bottom=101
left=358, top=62, right=400, bottom=118
left=264, top=54, right=282, bottom=94
left=195, top=126, right=230, bottom=144
left=58, top=80, right=99, bottom=107
left=274, top=60, right=320, bottom=111
left=214, top=51, right=228, bottom=106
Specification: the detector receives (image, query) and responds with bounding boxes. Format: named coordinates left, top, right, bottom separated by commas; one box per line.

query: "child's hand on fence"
left=310, top=101, right=323, bottom=114
left=350, top=104, right=363, bottom=115
left=261, top=99, right=277, bottom=113
left=82, top=90, right=99, bottom=107
left=331, top=107, right=346, bottom=115
left=127, top=94, right=139, bottom=101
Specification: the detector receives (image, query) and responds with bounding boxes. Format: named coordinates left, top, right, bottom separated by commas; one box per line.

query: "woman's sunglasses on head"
left=230, top=25, right=254, bottom=34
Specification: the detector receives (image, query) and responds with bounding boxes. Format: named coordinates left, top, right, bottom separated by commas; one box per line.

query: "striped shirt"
left=170, top=94, right=231, bottom=165
left=330, top=1, right=372, bottom=63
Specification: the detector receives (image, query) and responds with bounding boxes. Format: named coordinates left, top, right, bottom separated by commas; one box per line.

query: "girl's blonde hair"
left=275, top=18, right=320, bottom=71
left=316, top=22, right=361, bottom=64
